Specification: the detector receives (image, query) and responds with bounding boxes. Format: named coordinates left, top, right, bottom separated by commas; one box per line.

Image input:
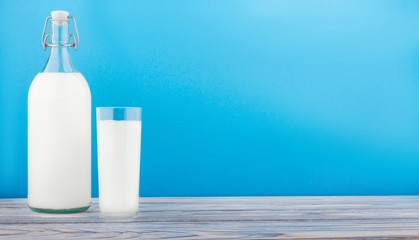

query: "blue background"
left=1, top=0, right=419, bottom=198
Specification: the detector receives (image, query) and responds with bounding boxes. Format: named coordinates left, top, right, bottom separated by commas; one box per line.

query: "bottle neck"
left=42, top=20, right=78, bottom=73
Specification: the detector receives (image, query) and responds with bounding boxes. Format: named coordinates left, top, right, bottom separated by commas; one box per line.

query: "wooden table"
left=1, top=196, right=419, bottom=239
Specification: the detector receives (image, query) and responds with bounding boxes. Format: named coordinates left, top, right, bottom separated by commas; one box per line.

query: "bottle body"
left=28, top=72, right=91, bottom=212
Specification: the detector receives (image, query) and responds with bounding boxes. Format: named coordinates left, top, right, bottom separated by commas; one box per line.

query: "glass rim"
left=96, top=107, right=142, bottom=110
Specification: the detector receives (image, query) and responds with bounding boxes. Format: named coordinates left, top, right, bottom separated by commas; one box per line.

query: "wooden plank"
left=1, top=196, right=419, bottom=239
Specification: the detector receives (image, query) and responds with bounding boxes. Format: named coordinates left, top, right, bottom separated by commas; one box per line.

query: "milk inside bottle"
left=28, top=11, right=91, bottom=212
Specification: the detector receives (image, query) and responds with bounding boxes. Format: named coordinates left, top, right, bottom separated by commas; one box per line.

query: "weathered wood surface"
left=1, top=196, right=419, bottom=239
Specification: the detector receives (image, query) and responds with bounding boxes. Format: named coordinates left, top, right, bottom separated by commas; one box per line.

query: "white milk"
left=97, top=120, right=141, bottom=216
left=28, top=72, right=91, bottom=210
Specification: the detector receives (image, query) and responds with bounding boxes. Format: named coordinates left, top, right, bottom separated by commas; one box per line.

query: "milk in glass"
left=97, top=119, right=141, bottom=217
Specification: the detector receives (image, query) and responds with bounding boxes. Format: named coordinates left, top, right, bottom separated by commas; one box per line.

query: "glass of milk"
left=97, top=107, right=142, bottom=218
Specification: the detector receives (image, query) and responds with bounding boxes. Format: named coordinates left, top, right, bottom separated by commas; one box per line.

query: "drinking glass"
left=97, top=107, right=142, bottom=218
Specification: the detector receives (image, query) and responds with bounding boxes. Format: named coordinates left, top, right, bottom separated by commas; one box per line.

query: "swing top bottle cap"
left=51, top=11, right=69, bottom=21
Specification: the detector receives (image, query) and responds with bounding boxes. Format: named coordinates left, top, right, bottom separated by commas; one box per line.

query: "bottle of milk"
left=28, top=11, right=91, bottom=213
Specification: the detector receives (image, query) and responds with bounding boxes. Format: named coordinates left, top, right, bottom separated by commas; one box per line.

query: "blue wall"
left=2, top=0, right=419, bottom=197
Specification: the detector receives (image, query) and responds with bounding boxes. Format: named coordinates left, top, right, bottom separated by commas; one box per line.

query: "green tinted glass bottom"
left=29, top=204, right=90, bottom=213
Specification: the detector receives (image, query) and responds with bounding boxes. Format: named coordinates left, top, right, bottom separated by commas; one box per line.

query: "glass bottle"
left=28, top=11, right=91, bottom=213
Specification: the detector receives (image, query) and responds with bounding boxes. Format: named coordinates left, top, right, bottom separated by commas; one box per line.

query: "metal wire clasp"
left=42, top=16, right=79, bottom=50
